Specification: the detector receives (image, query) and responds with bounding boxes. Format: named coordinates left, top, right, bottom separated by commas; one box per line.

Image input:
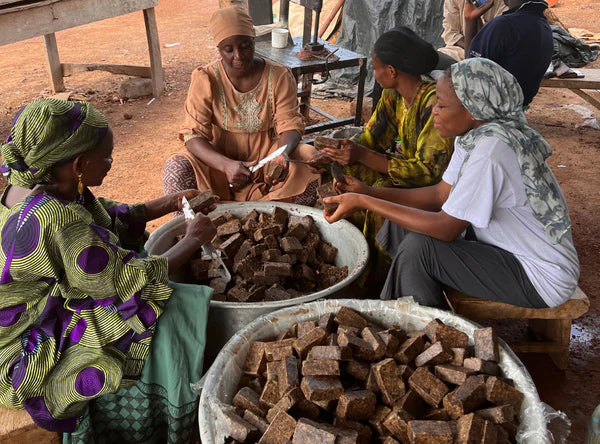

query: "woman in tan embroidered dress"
left=162, top=6, right=320, bottom=203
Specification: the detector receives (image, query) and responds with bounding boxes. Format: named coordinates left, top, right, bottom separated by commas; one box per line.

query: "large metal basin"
left=145, top=202, right=368, bottom=357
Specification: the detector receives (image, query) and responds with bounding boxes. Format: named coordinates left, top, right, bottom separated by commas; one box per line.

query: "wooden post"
left=43, top=33, right=65, bottom=92
left=143, top=7, right=164, bottom=98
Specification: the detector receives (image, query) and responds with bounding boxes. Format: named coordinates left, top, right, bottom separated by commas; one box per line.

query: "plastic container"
left=198, top=298, right=554, bottom=444
left=145, top=202, right=368, bottom=358
left=271, top=28, right=289, bottom=48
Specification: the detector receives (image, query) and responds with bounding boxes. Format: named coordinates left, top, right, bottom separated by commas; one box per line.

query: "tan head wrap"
left=209, top=6, right=255, bottom=46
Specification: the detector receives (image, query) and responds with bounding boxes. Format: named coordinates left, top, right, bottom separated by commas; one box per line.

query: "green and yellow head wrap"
left=1, top=98, right=108, bottom=188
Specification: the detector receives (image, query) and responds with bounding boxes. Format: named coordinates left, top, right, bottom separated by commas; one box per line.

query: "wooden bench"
left=0, top=407, right=60, bottom=443
left=445, top=286, right=590, bottom=370
left=540, top=68, right=600, bottom=110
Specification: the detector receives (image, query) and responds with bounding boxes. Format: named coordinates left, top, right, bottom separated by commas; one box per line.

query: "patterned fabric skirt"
left=162, top=155, right=319, bottom=207
left=63, top=281, right=212, bottom=444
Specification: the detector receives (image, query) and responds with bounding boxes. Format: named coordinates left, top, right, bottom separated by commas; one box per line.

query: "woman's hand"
left=323, top=193, right=364, bottom=223
left=334, top=175, right=368, bottom=195
left=306, top=151, right=332, bottom=174
left=224, top=159, right=255, bottom=191
left=175, top=189, right=218, bottom=214
left=321, top=139, right=363, bottom=166
left=463, top=0, right=495, bottom=21
left=265, top=154, right=289, bottom=186
left=184, top=212, right=217, bottom=246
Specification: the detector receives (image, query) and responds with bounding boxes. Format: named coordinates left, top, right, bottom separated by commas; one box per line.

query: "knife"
left=181, top=197, right=231, bottom=284
left=249, top=145, right=287, bottom=173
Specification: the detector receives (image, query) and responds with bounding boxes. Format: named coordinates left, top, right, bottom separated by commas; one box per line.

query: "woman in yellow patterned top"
left=322, top=27, right=454, bottom=285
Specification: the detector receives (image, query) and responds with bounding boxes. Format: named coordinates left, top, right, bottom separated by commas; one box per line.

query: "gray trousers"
left=376, top=220, right=548, bottom=308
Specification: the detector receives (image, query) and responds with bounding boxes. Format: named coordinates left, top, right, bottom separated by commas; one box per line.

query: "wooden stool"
left=445, top=287, right=590, bottom=370
left=0, top=407, right=60, bottom=443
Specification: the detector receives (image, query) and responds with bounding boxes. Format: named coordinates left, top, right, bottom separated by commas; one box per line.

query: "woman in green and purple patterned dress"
left=0, top=98, right=216, bottom=443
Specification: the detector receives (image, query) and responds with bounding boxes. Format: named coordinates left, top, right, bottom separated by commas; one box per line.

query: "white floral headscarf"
left=450, top=58, right=571, bottom=244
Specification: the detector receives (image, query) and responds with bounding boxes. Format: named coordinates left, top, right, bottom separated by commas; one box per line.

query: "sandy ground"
left=0, top=0, right=599, bottom=441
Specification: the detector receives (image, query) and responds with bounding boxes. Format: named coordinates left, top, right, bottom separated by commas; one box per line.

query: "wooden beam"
left=43, top=33, right=64, bottom=92
left=62, top=63, right=152, bottom=78
left=143, top=7, right=164, bottom=98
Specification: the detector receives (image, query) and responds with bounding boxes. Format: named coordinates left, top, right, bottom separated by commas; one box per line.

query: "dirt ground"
left=0, top=0, right=599, bottom=441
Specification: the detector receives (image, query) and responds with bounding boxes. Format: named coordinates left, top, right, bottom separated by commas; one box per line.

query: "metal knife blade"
left=249, top=145, right=287, bottom=173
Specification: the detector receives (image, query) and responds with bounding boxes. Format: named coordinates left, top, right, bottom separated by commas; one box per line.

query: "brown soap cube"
left=287, top=223, right=308, bottom=240
left=255, top=225, right=282, bottom=242
left=313, top=399, right=337, bottom=411
left=407, top=420, right=453, bottom=444
left=259, top=411, right=297, bottom=444
left=209, top=277, right=228, bottom=294
left=228, top=285, right=253, bottom=303
left=317, top=242, right=337, bottom=265
left=271, top=206, right=289, bottom=227
left=212, top=292, right=227, bottom=301
left=220, top=232, right=245, bottom=259
left=241, top=209, right=259, bottom=224
left=474, top=327, right=500, bottom=363
left=306, top=346, right=350, bottom=362
left=397, top=365, right=414, bottom=382
left=369, top=405, right=392, bottom=435
left=434, top=364, right=478, bottom=385
left=372, top=358, right=406, bottom=406
left=234, top=239, right=254, bottom=263
left=335, top=390, right=377, bottom=420
left=378, top=331, right=401, bottom=358
left=315, top=422, right=360, bottom=444
left=291, top=398, right=321, bottom=420
left=338, top=325, right=360, bottom=336
left=190, top=258, right=211, bottom=281
left=338, top=332, right=379, bottom=361
left=217, top=219, right=242, bottom=237
left=295, top=263, right=317, bottom=282
left=264, top=339, right=295, bottom=361
left=293, top=327, right=327, bottom=358
left=248, top=377, right=265, bottom=395
left=298, top=321, right=318, bottom=338
left=302, top=359, right=341, bottom=376
left=243, top=409, right=269, bottom=434
left=266, top=387, right=304, bottom=422
left=265, top=284, right=291, bottom=301
left=242, top=218, right=259, bottom=237
left=288, top=214, right=314, bottom=232
left=451, top=347, right=470, bottom=366
left=485, top=377, right=524, bottom=412
left=260, top=379, right=281, bottom=410
left=254, top=271, right=282, bottom=286
left=382, top=410, right=410, bottom=443
left=187, top=190, right=217, bottom=212
left=482, top=420, right=498, bottom=444
left=223, top=410, right=259, bottom=443
left=275, top=253, right=298, bottom=265
left=314, top=135, right=341, bottom=151
left=234, top=256, right=261, bottom=281
left=345, top=360, right=370, bottom=381
left=264, top=261, right=292, bottom=277
left=300, top=376, right=344, bottom=401
left=264, top=234, right=279, bottom=250
left=250, top=243, right=268, bottom=258
left=258, top=213, right=273, bottom=226
left=379, top=438, right=400, bottom=444
left=233, top=387, right=267, bottom=417
left=266, top=361, right=282, bottom=382
left=317, top=182, right=339, bottom=214
left=394, top=336, right=426, bottom=364
left=327, top=333, right=339, bottom=346
left=365, top=365, right=380, bottom=393
left=278, top=356, right=300, bottom=396
left=456, top=413, right=487, bottom=444
left=318, top=313, right=336, bottom=333
left=292, top=418, right=337, bottom=444
left=396, top=389, right=428, bottom=418
left=443, top=375, right=487, bottom=419
left=333, top=418, right=373, bottom=444
left=424, top=319, right=470, bottom=349
left=463, top=357, right=501, bottom=376
left=262, top=248, right=282, bottom=262
left=475, top=404, right=515, bottom=424
left=318, top=264, right=348, bottom=288
left=211, top=214, right=228, bottom=226
left=244, top=342, right=267, bottom=376
left=280, top=236, right=304, bottom=253
left=415, top=342, right=453, bottom=367
left=423, top=408, right=451, bottom=421
left=361, top=327, right=387, bottom=360
left=408, top=367, right=450, bottom=408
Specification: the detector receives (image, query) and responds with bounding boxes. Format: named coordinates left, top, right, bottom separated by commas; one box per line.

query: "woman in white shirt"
left=323, top=57, right=579, bottom=308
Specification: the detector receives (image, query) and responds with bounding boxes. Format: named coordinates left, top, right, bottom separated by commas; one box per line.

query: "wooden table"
left=255, top=36, right=367, bottom=133
left=540, top=68, right=600, bottom=110
left=0, top=0, right=164, bottom=97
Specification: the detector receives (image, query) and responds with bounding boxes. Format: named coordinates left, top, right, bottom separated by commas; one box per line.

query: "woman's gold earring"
left=77, top=173, right=84, bottom=195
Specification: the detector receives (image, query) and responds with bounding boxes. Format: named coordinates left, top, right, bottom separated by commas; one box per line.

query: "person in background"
left=464, top=0, right=553, bottom=106
left=163, top=6, right=320, bottom=205
left=323, top=58, right=579, bottom=310
left=319, top=27, right=454, bottom=285
left=439, top=0, right=507, bottom=61
left=0, top=98, right=216, bottom=443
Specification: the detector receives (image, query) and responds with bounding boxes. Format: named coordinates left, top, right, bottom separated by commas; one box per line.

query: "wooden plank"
left=0, top=0, right=158, bottom=46
left=540, top=68, right=600, bottom=89
left=509, top=341, right=566, bottom=354
left=143, top=7, right=164, bottom=97
left=570, top=88, right=600, bottom=110
left=0, top=0, right=59, bottom=15
left=62, top=62, right=152, bottom=78
left=43, top=33, right=64, bottom=92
